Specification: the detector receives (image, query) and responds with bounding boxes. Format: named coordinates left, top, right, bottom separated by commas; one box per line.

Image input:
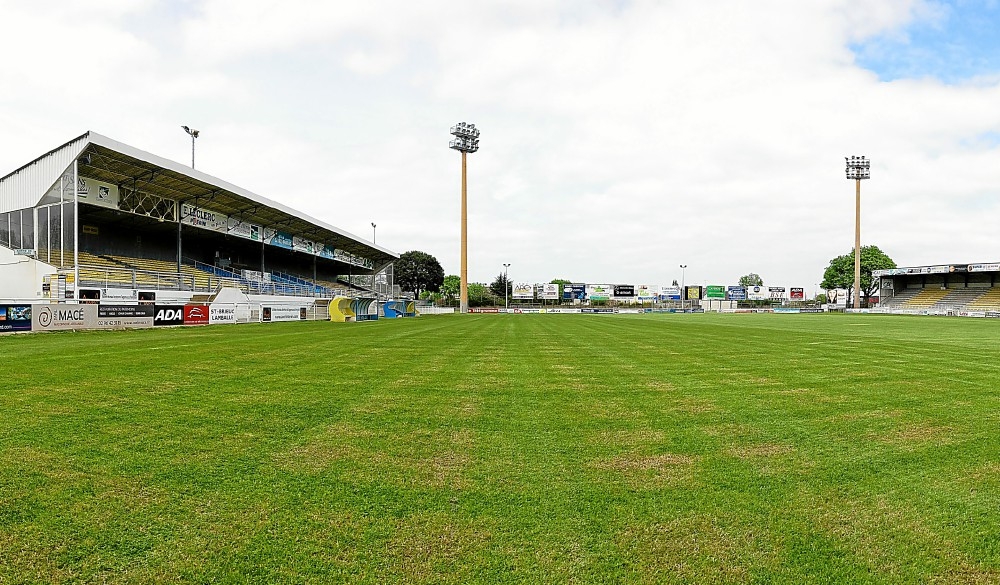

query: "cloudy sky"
left=2, top=0, right=999, bottom=292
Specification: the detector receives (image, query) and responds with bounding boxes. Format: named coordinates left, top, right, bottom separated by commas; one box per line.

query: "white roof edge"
left=86, top=132, right=398, bottom=259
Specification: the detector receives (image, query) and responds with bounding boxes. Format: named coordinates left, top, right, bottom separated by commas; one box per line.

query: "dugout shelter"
left=0, top=132, right=397, bottom=313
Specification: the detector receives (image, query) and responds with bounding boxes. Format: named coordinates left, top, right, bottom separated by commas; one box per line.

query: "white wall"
left=0, top=247, right=55, bottom=301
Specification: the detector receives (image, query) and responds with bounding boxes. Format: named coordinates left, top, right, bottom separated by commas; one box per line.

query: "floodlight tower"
left=845, top=155, right=870, bottom=309
left=503, top=263, right=511, bottom=311
left=182, top=126, right=200, bottom=169
left=449, top=122, right=480, bottom=314
left=679, top=264, right=687, bottom=311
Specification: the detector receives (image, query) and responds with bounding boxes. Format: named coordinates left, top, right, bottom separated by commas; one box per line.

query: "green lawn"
left=2, top=313, right=999, bottom=583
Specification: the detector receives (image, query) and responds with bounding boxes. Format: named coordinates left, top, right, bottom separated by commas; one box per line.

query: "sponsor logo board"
left=32, top=304, right=154, bottom=331
left=154, top=305, right=185, bottom=326
left=613, top=285, right=635, bottom=298
left=0, top=305, right=33, bottom=332
left=587, top=284, right=611, bottom=301
left=727, top=286, right=747, bottom=300
left=262, top=306, right=306, bottom=322
left=512, top=283, right=534, bottom=299
left=769, top=287, right=786, bottom=300
left=789, top=287, right=805, bottom=300
left=539, top=283, right=560, bottom=300
left=100, top=288, right=140, bottom=304
left=747, top=285, right=768, bottom=301
left=209, top=305, right=238, bottom=324
left=184, top=305, right=209, bottom=325
left=563, top=284, right=586, bottom=301
left=705, top=285, right=726, bottom=299
left=636, top=285, right=656, bottom=300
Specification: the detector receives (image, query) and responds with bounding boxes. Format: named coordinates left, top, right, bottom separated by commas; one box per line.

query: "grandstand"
left=0, top=132, right=397, bottom=321
left=874, top=263, right=1000, bottom=315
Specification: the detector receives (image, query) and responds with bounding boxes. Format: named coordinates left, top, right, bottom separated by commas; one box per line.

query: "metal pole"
left=854, top=178, right=861, bottom=309
left=460, top=151, right=469, bottom=314
left=73, top=159, right=79, bottom=299
left=191, top=134, right=196, bottom=169
left=504, top=264, right=509, bottom=310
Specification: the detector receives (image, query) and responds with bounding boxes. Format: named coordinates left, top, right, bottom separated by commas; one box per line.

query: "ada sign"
left=154, top=305, right=185, bottom=326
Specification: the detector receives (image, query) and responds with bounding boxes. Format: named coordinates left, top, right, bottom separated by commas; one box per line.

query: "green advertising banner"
left=706, top=285, right=726, bottom=299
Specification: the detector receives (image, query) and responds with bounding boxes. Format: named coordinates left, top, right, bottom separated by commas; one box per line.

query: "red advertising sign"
left=789, top=288, right=805, bottom=300
left=184, top=304, right=209, bottom=325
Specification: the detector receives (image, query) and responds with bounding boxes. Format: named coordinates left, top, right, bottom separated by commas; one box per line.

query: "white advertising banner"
left=262, top=306, right=306, bottom=322
left=181, top=203, right=229, bottom=233
left=292, top=236, right=316, bottom=254
left=539, top=283, right=560, bottom=300
left=636, top=284, right=656, bottom=300
left=227, top=217, right=262, bottom=241
left=77, top=177, right=120, bottom=210
left=969, top=263, right=1000, bottom=273
left=747, top=285, right=768, bottom=301
left=99, top=288, right=140, bottom=304
left=209, top=304, right=238, bottom=324
left=587, top=284, right=611, bottom=300
left=32, top=303, right=154, bottom=331
left=768, top=287, right=786, bottom=300
left=512, top=283, right=535, bottom=299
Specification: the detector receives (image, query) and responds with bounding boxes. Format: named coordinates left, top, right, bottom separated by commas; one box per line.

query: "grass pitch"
left=2, top=313, right=1000, bottom=583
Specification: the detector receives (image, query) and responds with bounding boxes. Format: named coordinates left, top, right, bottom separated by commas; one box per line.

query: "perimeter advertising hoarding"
left=0, top=305, right=32, bottom=333
left=587, top=284, right=612, bottom=301
left=636, top=285, right=656, bottom=300
left=512, top=283, right=535, bottom=300
left=209, top=305, right=238, bottom=324
left=184, top=305, right=209, bottom=325
left=539, top=283, right=560, bottom=300
left=727, top=286, right=747, bottom=300
left=769, top=287, right=786, bottom=300
left=705, top=285, right=726, bottom=299
left=613, top=285, right=635, bottom=298
left=563, top=283, right=586, bottom=301
left=262, top=306, right=307, bottom=322
left=31, top=304, right=154, bottom=331
left=685, top=286, right=702, bottom=301
left=99, top=288, right=140, bottom=304
left=969, top=263, right=1000, bottom=273
left=747, top=285, right=768, bottom=301
left=154, top=305, right=185, bottom=326
left=789, top=287, right=805, bottom=300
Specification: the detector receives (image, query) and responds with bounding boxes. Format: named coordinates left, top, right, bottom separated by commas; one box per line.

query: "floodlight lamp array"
left=845, top=155, right=870, bottom=180
left=449, top=122, right=480, bottom=153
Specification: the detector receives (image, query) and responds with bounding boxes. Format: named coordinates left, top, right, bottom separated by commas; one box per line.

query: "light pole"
left=845, top=155, right=870, bottom=309
left=371, top=222, right=376, bottom=244
left=679, top=264, right=687, bottom=312
left=503, top=263, right=511, bottom=311
left=181, top=126, right=200, bottom=169
left=449, top=122, right=480, bottom=314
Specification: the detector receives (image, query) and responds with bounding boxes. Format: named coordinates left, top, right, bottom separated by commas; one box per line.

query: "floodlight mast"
left=449, top=122, right=481, bottom=314
left=182, top=125, right=200, bottom=169
left=845, top=156, right=870, bottom=309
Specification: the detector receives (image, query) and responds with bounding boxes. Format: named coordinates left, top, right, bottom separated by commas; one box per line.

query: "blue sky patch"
left=852, top=1, right=1000, bottom=83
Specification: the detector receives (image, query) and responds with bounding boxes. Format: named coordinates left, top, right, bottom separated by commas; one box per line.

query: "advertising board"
left=539, top=283, right=560, bottom=300
left=154, top=305, right=185, bottom=326
left=789, top=287, right=805, bottom=300
left=747, top=285, right=768, bottom=301
left=184, top=305, right=209, bottom=325
left=685, top=286, right=702, bottom=301
left=562, top=284, right=586, bottom=301
left=32, top=304, right=154, bottom=331
left=969, top=263, right=1000, bottom=273
left=209, top=305, right=238, bottom=324
left=181, top=203, right=229, bottom=233
left=613, top=285, right=635, bottom=298
left=636, top=285, right=656, bottom=300
left=99, top=288, right=140, bottom=304
left=0, top=305, right=33, bottom=333
left=769, top=287, right=786, bottom=300
left=263, top=306, right=306, bottom=322
left=659, top=286, right=681, bottom=300
left=512, top=283, right=535, bottom=300
left=587, top=284, right=611, bottom=301
left=705, top=285, right=726, bottom=299
left=727, top=286, right=747, bottom=300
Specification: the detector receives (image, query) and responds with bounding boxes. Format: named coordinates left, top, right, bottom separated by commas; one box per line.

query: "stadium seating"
left=965, top=287, right=1000, bottom=311
left=902, top=288, right=950, bottom=308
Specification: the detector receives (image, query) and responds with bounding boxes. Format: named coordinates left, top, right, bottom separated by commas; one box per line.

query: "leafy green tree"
left=440, top=274, right=460, bottom=301
left=739, top=273, right=764, bottom=287
left=821, top=245, right=896, bottom=307
left=490, top=272, right=512, bottom=299
left=468, top=282, right=496, bottom=307
left=395, top=251, right=444, bottom=299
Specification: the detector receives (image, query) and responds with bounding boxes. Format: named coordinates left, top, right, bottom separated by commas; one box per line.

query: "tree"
left=739, top=273, right=764, bottom=287
left=467, top=283, right=496, bottom=307
left=821, top=245, right=896, bottom=307
left=440, top=275, right=460, bottom=302
left=395, top=251, right=444, bottom=299
left=490, top=272, right=512, bottom=299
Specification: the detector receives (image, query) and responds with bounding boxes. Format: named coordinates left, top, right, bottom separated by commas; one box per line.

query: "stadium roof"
left=0, top=131, right=397, bottom=265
